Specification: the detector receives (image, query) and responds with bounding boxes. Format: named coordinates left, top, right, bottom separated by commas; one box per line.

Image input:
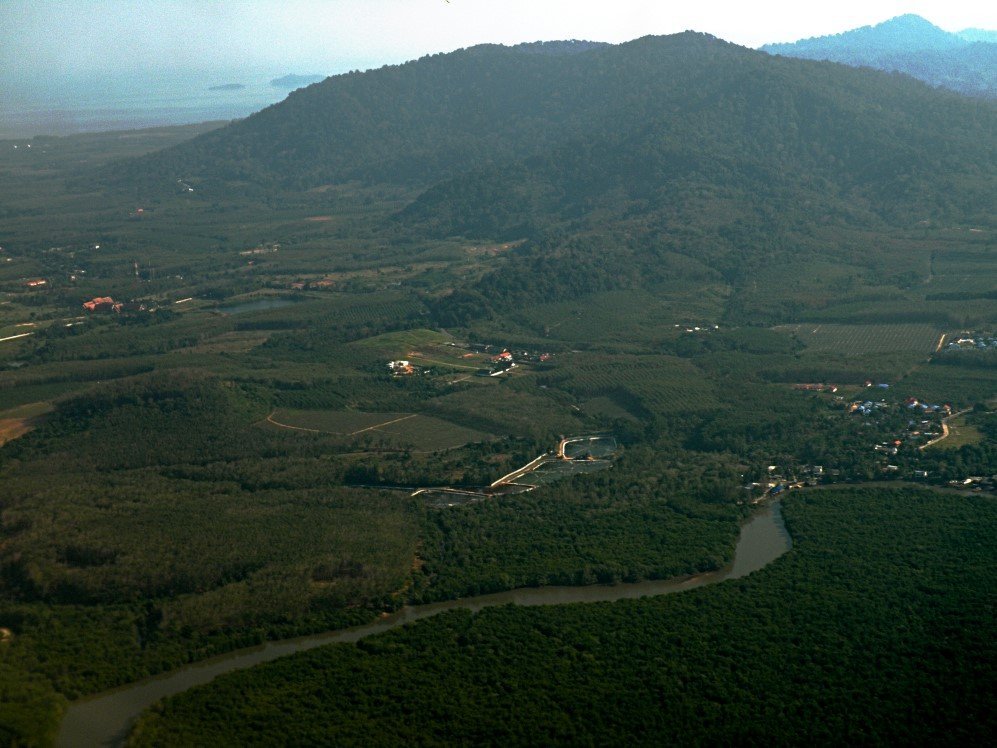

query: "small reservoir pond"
left=58, top=500, right=791, bottom=747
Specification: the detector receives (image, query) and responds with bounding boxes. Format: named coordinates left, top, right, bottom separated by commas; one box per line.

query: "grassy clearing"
left=427, top=385, right=584, bottom=438
left=376, top=414, right=495, bottom=451
left=266, top=409, right=495, bottom=451
left=928, top=414, right=984, bottom=450
left=347, top=329, right=487, bottom=371
left=579, top=396, right=639, bottom=421
left=0, top=382, right=83, bottom=410
left=0, top=401, right=53, bottom=446
left=268, top=409, right=410, bottom=434
left=175, top=331, right=271, bottom=355
left=0, top=418, right=33, bottom=446
left=347, top=328, right=453, bottom=353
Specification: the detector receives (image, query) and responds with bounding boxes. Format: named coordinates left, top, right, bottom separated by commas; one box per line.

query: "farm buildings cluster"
left=383, top=340, right=553, bottom=382
left=942, top=332, right=997, bottom=352
left=475, top=347, right=552, bottom=377
left=468, top=342, right=553, bottom=363
left=948, top=475, right=996, bottom=492
left=455, top=343, right=551, bottom=376
left=387, top=360, right=420, bottom=376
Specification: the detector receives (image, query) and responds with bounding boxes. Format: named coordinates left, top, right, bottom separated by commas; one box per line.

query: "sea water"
left=0, top=69, right=296, bottom=139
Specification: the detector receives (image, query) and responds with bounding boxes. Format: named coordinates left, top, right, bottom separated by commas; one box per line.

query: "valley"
left=0, top=31, right=993, bottom=747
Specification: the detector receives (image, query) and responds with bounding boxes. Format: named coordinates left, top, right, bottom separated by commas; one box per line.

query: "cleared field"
left=177, top=331, right=271, bottom=355
left=0, top=401, right=53, bottom=446
left=348, top=328, right=454, bottom=353
left=0, top=418, right=33, bottom=446
left=266, top=409, right=495, bottom=450
left=428, top=385, right=585, bottom=437
left=0, top=401, right=54, bottom=420
left=514, top=285, right=728, bottom=344
left=268, top=409, right=409, bottom=434
left=580, top=396, right=637, bottom=421
left=0, top=381, right=85, bottom=410
left=775, top=323, right=941, bottom=355
left=345, top=329, right=487, bottom=372
left=376, top=415, right=494, bottom=450
left=927, top=414, right=984, bottom=450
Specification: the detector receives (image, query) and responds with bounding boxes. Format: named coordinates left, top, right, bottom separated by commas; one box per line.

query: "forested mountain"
left=112, top=31, right=995, bottom=198
left=761, top=15, right=996, bottom=98
left=103, top=31, right=995, bottom=327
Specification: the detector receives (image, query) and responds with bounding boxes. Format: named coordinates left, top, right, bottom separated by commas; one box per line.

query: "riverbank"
left=57, top=500, right=790, bottom=747
left=124, top=487, right=997, bottom=747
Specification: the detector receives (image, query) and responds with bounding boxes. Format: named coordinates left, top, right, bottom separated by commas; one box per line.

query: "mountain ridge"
left=108, top=30, right=994, bottom=208
left=761, top=14, right=996, bottom=98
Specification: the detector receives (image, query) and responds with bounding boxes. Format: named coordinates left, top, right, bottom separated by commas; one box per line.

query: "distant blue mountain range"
left=761, top=14, right=995, bottom=98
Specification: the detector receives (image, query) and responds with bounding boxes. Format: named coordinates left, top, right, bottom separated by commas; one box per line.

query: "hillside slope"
left=112, top=31, right=995, bottom=202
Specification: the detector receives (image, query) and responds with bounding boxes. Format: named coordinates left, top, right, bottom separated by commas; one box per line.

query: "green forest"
left=0, top=31, right=994, bottom=747
left=127, top=488, right=996, bottom=746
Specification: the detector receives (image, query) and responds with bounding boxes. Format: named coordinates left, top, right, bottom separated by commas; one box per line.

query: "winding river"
left=57, top=500, right=791, bottom=747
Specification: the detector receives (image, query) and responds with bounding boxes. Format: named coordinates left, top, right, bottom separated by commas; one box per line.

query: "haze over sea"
left=0, top=70, right=294, bottom=139
left=2, top=1, right=992, bottom=140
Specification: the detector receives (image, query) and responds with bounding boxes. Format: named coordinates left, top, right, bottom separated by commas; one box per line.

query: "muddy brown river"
left=57, top=500, right=791, bottom=747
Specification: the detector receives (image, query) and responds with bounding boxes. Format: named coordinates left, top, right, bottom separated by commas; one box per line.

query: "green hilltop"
left=111, top=31, right=995, bottom=201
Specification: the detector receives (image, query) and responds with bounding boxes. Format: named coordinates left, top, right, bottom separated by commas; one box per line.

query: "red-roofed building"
left=83, top=296, right=116, bottom=312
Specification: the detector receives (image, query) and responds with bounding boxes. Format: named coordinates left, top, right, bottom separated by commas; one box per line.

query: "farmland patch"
left=775, top=323, right=940, bottom=355
left=540, top=353, right=719, bottom=416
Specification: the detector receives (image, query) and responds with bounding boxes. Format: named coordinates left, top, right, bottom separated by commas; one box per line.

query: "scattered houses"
left=676, top=323, right=720, bottom=334
left=949, top=475, right=996, bottom=491
left=239, top=243, right=280, bottom=256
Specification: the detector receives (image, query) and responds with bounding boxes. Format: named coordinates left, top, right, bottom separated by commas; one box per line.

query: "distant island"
left=208, top=83, right=246, bottom=91
left=270, top=74, right=326, bottom=89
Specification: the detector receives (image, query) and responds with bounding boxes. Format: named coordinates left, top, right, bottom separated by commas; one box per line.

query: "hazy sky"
left=2, top=0, right=994, bottom=79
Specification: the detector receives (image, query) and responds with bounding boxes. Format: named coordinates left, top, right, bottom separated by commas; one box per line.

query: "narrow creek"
left=57, top=500, right=791, bottom=747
